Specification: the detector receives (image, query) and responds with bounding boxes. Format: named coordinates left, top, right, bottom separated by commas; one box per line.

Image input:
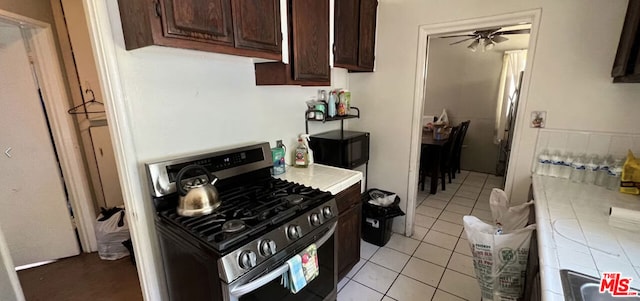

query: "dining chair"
left=440, top=126, right=460, bottom=189
left=452, top=120, right=470, bottom=176
left=419, top=126, right=460, bottom=191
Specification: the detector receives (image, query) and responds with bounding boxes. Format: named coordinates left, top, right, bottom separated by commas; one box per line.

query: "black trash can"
left=361, top=189, right=405, bottom=247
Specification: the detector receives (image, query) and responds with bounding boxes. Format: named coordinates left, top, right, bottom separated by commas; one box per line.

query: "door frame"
left=81, top=1, right=168, bottom=299
left=0, top=10, right=97, bottom=252
left=405, top=9, right=542, bottom=236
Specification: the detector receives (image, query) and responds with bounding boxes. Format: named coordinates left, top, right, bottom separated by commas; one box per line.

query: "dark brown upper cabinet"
left=232, top=0, right=281, bottom=53
left=118, top=0, right=282, bottom=60
left=611, top=0, right=640, bottom=83
left=254, top=0, right=331, bottom=86
left=334, top=0, right=360, bottom=68
left=162, top=0, right=233, bottom=45
left=334, top=0, right=378, bottom=72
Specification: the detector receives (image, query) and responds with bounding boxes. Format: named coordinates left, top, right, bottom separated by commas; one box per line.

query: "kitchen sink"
left=560, top=269, right=640, bottom=301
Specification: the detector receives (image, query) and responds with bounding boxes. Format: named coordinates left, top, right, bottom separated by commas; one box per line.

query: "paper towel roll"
left=609, top=207, right=640, bottom=232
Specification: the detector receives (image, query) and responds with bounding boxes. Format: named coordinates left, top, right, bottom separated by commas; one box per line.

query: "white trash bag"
left=463, top=215, right=536, bottom=301
left=489, top=188, right=533, bottom=231
left=95, top=207, right=130, bottom=260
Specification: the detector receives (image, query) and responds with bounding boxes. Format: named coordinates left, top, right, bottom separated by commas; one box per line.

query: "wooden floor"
left=17, top=252, right=143, bottom=301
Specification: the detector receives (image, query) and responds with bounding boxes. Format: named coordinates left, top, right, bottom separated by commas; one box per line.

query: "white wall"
left=115, top=47, right=346, bottom=161
left=424, top=37, right=504, bottom=173
left=101, top=1, right=348, bottom=298
left=348, top=0, right=640, bottom=233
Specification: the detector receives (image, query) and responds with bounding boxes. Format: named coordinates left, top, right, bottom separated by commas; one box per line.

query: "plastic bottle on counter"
left=535, top=150, right=550, bottom=176
left=596, top=155, right=613, bottom=187
left=561, top=152, right=574, bottom=179
left=549, top=151, right=563, bottom=178
left=607, top=159, right=623, bottom=190
left=570, top=154, right=586, bottom=183
left=293, top=138, right=309, bottom=168
left=583, top=154, right=600, bottom=185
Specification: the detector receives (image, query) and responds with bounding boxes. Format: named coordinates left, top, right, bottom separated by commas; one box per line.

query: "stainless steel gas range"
left=145, top=142, right=338, bottom=301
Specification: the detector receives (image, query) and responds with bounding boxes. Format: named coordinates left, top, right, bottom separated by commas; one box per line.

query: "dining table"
left=421, top=129, right=448, bottom=194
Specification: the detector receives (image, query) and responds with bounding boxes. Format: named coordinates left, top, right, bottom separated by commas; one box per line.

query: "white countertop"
left=274, top=163, right=363, bottom=195
left=532, top=175, right=640, bottom=300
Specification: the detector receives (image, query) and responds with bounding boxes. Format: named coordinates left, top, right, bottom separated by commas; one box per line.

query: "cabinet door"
left=232, top=0, right=281, bottom=53
left=334, top=0, right=360, bottom=68
left=290, top=0, right=331, bottom=81
left=337, top=202, right=362, bottom=280
left=161, top=0, right=234, bottom=45
left=612, top=0, right=640, bottom=78
left=336, top=182, right=362, bottom=213
left=358, top=0, right=377, bottom=70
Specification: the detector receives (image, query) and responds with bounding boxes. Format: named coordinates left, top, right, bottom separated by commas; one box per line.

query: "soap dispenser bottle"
left=293, top=138, right=309, bottom=168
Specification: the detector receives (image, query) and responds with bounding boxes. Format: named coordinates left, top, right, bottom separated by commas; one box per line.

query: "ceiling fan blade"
left=449, top=37, right=477, bottom=45
left=492, top=35, right=509, bottom=43
left=439, top=34, right=476, bottom=39
left=494, top=29, right=531, bottom=35
left=473, top=28, right=502, bottom=37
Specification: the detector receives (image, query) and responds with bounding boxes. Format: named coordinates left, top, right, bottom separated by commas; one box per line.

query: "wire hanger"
left=68, top=89, right=105, bottom=115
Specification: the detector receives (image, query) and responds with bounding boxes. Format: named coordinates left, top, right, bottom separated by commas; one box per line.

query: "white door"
left=0, top=23, right=80, bottom=266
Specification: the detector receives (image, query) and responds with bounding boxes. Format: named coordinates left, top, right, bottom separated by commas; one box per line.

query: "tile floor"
left=337, top=171, right=504, bottom=301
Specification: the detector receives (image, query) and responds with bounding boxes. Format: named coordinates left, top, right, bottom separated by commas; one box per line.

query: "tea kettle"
left=175, top=164, right=220, bottom=217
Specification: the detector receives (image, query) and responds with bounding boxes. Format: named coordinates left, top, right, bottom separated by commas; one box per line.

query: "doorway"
left=405, top=10, right=541, bottom=236
left=0, top=18, right=80, bottom=268
left=0, top=8, right=138, bottom=300
left=423, top=24, right=530, bottom=179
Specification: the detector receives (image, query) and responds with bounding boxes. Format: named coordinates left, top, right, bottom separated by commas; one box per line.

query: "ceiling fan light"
left=484, top=39, right=495, bottom=51
left=467, top=39, right=479, bottom=52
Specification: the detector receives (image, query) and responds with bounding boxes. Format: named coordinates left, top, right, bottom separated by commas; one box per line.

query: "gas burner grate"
left=158, top=178, right=331, bottom=253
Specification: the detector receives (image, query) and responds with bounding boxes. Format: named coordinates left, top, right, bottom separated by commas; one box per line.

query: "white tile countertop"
left=532, top=175, right=640, bottom=301
left=274, top=163, right=363, bottom=195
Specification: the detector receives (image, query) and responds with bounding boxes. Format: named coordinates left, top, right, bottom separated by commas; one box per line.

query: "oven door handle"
left=229, top=222, right=337, bottom=298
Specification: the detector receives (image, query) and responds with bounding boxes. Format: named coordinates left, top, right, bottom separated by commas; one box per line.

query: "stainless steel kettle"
left=175, top=164, right=220, bottom=217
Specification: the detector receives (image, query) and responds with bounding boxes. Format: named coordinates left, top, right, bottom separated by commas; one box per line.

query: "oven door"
left=225, top=222, right=337, bottom=301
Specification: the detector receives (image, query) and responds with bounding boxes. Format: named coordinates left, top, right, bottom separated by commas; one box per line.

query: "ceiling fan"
left=439, top=27, right=531, bottom=52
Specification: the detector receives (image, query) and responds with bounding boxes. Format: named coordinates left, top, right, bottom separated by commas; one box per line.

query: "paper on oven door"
left=301, top=244, right=319, bottom=282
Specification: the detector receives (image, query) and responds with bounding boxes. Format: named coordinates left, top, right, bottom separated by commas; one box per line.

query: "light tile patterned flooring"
left=337, top=171, right=504, bottom=301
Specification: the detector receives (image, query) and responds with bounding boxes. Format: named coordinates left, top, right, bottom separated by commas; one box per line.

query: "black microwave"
left=309, top=130, right=370, bottom=169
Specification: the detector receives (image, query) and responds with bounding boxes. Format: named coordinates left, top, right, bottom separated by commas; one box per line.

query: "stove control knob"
left=287, top=225, right=302, bottom=240
left=259, top=240, right=277, bottom=256
left=238, top=251, right=257, bottom=269
left=322, top=206, right=333, bottom=219
left=310, top=213, right=322, bottom=226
